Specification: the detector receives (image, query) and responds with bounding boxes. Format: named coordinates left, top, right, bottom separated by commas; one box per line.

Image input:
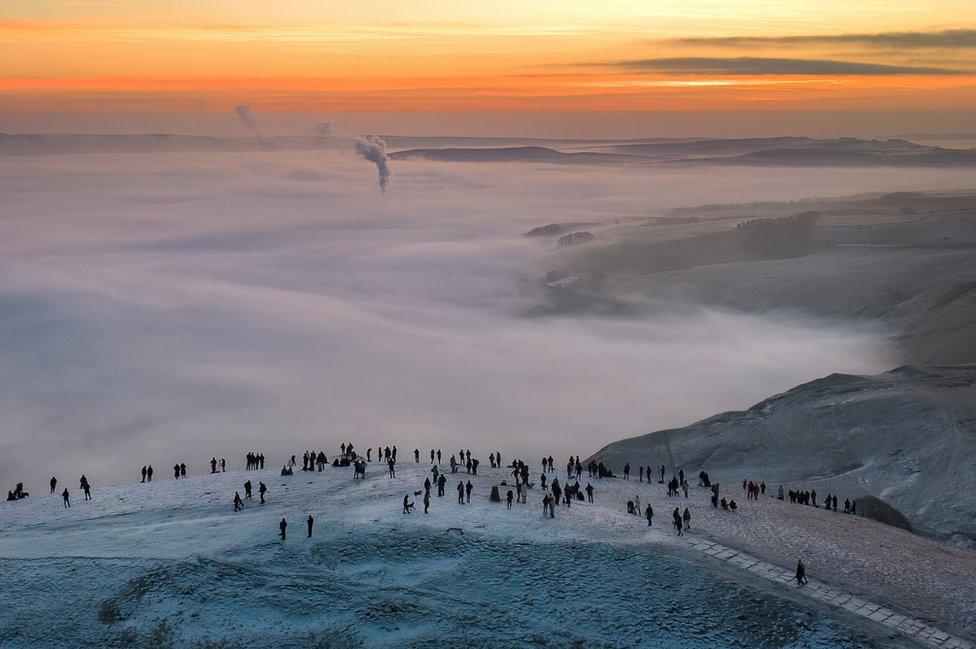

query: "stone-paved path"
left=680, top=535, right=973, bottom=648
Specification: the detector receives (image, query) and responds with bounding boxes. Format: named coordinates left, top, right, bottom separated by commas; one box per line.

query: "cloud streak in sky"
left=608, top=57, right=967, bottom=76
left=673, top=29, right=976, bottom=50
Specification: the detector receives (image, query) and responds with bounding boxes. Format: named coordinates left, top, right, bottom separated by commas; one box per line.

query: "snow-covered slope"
left=589, top=365, right=976, bottom=541
left=1, top=461, right=961, bottom=648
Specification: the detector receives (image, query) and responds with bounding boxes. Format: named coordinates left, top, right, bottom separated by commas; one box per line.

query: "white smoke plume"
left=355, top=135, right=391, bottom=192
left=234, top=104, right=265, bottom=142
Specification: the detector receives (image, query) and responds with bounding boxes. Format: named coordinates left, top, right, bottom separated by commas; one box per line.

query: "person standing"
left=259, top=482, right=267, bottom=504
left=279, top=518, right=287, bottom=540
left=307, top=515, right=314, bottom=538
left=645, top=504, right=654, bottom=526
left=62, top=488, right=70, bottom=508
left=50, top=476, right=58, bottom=494
left=233, top=492, right=244, bottom=511
left=795, top=559, right=808, bottom=585
left=141, top=466, right=147, bottom=483
left=682, top=508, right=691, bottom=530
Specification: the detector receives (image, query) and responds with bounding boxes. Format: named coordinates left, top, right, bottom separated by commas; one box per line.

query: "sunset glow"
left=3, top=0, right=976, bottom=126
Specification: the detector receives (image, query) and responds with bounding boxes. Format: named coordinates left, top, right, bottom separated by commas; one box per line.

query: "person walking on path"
left=795, top=559, right=808, bottom=585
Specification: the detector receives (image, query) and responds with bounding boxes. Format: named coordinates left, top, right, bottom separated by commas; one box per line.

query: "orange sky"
left=2, top=1, right=976, bottom=133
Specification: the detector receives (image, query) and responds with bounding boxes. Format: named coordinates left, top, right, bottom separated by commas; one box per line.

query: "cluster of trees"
left=736, top=210, right=820, bottom=256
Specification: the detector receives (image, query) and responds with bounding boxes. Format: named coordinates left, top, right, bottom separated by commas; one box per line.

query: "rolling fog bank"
left=6, top=148, right=970, bottom=486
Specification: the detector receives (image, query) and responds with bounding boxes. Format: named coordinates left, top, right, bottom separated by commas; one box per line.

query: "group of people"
left=210, top=457, right=227, bottom=474
left=6, top=482, right=29, bottom=501
left=784, top=487, right=856, bottom=514
left=244, top=452, right=266, bottom=470
left=300, top=451, right=328, bottom=472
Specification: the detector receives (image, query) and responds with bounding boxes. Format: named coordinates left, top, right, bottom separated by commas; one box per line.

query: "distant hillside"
left=588, top=365, right=976, bottom=542
left=8, top=134, right=976, bottom=167
left=388, top=146, right=638, bottom=164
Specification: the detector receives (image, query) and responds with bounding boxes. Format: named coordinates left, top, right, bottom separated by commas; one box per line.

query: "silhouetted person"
left=244, top=480, right=252, bottom=500
left=795, top=559, right=808, bottom=585
left=465, top=480, right=473, bottom=503
left=682, top=507, right=690, bottom=530
left=457, top=481, right=465, bottom=504
left=423, top=492, right=430, bottom=514
left=180, top=463, right=187, bottom=478
left=62, top=488, right=70, bottom=507
left=141, top=466, right=147, bottom=483
left=211, top=457, right=218, bottom=474
left=83, top=483, right=91, bottom=501
left=259, top=482, right=267, bottom=504
left=146, top=465, right=153, bottom=482
left=506, top=490, right=514, bottom=509
left=403, top=495, right=414, bottom=514
left=307, top=515, right=314, bottom=537
left=279, top=518, right=287, bottom=540
left=50, top=476, right=57, bottom=494
left=174, top=464, right=180, bottom=479
left=388, top=458, right=396, bottom=478
left=234, top=492, right=243, bottom=511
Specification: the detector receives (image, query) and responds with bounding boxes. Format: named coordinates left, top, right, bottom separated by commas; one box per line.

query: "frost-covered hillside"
left=589, top=365, right=976, bottom=542
left=1, top=459, right=973, bottom=647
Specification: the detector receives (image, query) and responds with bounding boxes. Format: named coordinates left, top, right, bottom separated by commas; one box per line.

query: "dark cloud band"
left=611, top=57, right=966, bottom=76
left=674, top=29, right=976, bottom=50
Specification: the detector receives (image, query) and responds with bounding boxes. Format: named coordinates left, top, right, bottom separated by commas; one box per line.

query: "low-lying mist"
left=6, top=148, right=967, bottom=486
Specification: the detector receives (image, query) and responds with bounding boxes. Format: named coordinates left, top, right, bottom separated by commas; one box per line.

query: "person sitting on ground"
left=728, top=499, right=737, bottom=512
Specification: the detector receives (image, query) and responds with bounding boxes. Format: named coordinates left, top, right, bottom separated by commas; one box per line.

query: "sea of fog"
left=3, top=148, right=973, bottom=487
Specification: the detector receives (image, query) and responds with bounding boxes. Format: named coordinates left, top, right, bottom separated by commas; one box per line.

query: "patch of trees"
left=736, top=210, right=820, bottom=256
